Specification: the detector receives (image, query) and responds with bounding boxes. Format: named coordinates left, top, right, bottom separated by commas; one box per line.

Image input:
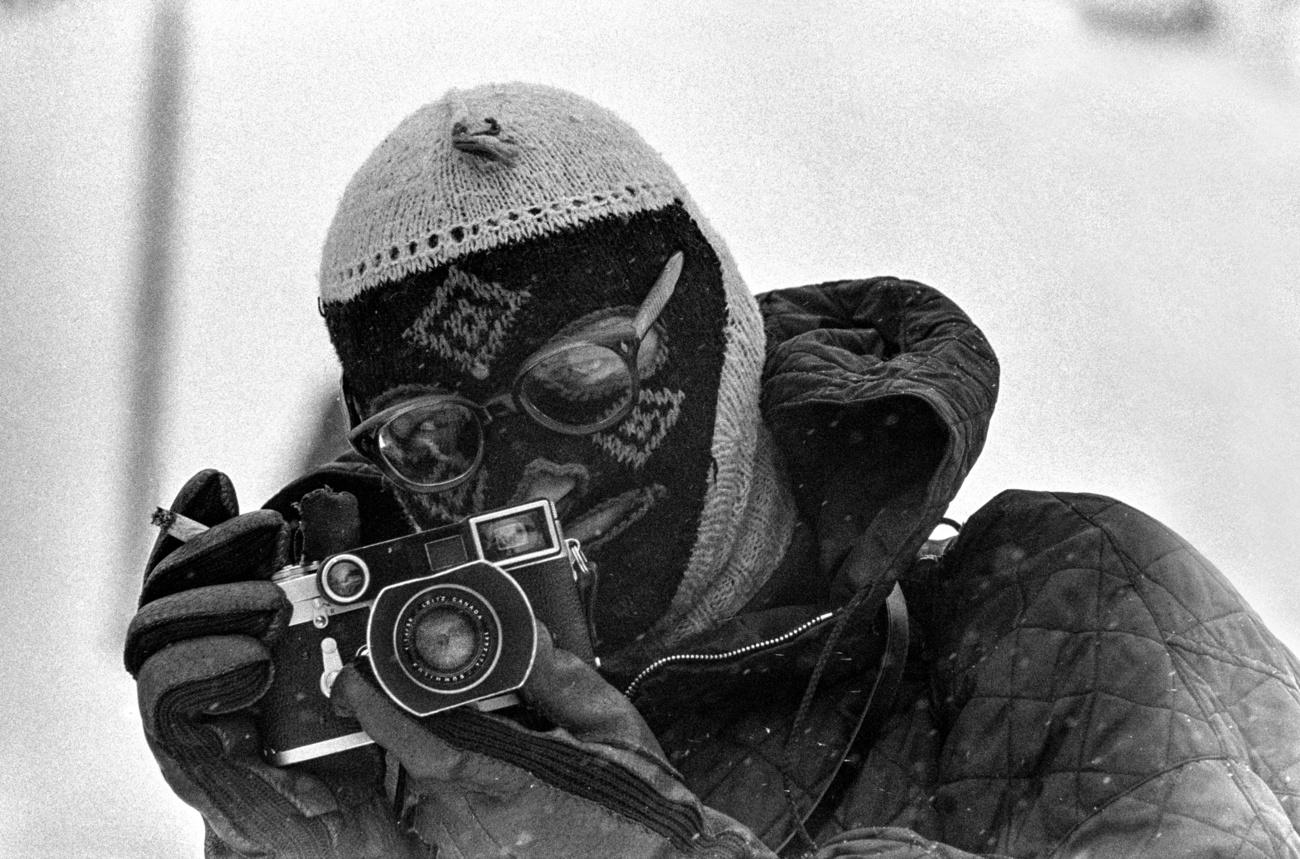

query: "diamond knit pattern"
left=402, top=266, right=531, bottom=377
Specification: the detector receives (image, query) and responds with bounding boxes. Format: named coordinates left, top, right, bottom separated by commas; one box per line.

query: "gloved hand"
left=331, top=624, right=775, bottom=858
left=123, top=469, right=419, bottom=858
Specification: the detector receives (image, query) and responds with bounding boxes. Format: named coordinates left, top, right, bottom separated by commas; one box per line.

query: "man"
left=125, top=83, right=1300, bottom=857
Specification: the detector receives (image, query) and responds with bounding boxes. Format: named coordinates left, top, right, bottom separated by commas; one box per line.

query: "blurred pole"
left=114, top=0, right=187, bottom=648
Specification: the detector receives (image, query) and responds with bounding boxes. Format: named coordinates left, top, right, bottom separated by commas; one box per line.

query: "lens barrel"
left=397, top=589, right=497, bottom=688
left=366, top=560, right=537, bottom=717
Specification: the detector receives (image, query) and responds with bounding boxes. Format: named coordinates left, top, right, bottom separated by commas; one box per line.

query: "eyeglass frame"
left=344, top=251, right=684, bottom=493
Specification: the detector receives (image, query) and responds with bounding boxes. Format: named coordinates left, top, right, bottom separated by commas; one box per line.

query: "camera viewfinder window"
left=476, top=508, right=553, bottom=563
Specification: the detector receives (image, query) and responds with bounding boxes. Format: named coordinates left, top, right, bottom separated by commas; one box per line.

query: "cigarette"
left=151, top=507, right=210, bottom=542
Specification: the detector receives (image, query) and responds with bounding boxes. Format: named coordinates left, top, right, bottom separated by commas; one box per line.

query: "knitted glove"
left=331, top=626, right=775, bottom=858
left=123, top=469, right=419, bottom=858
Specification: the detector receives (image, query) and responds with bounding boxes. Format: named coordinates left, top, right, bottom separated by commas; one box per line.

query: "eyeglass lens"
left=377, top=401, right=483, bottom=487
left=517, top=342, right=635, bottom=431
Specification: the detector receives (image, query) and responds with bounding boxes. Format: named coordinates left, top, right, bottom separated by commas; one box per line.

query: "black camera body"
left=260, top=499, right=593, bottom=767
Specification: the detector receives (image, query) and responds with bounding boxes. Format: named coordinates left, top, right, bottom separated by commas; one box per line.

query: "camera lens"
left=412, top=607, right=478, bottom=673
left=398, top=591, right=495, bottom=687
left=367, top=562, right=535, bottom=714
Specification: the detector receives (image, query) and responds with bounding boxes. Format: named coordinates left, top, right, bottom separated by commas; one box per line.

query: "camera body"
left=260, top=499, right=593, bottom=767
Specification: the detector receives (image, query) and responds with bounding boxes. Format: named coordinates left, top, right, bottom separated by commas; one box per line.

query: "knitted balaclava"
left=319, top=83, right=795, bottom=658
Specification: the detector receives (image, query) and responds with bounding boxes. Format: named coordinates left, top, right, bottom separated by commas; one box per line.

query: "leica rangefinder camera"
left=259, top=499, right=593, bottom=767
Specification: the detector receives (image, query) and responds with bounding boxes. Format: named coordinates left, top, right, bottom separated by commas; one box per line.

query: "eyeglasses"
left=348, top=251, right=684, bottom=493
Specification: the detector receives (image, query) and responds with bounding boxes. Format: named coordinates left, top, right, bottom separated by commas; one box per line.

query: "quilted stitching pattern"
left=661, top=672, right=873, bottom=848
left=918, top=490, right=1300, bottom=857
left=810, top=686, right=946, bottom=840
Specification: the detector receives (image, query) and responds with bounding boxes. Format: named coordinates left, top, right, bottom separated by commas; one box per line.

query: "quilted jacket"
left=610, top=277, right=1300, bottom=857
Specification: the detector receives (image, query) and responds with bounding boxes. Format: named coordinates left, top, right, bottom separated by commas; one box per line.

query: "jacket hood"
left=760, top=276, right=999, bottom=601
left=606, top=275, right=999, bottom=693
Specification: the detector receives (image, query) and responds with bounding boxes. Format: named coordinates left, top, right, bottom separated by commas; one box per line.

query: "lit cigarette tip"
left=151, top=507, right=209, bottom=542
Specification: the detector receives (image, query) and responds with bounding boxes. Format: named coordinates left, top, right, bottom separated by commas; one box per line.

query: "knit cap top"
left=319, top=83, right=687, bottom=305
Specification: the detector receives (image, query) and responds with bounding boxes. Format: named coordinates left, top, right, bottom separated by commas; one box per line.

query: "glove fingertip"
left=331, top=666, right=469, bottom=784
left=144, top=470, right=241, bottom=576
left=165, top=469, right=242, bottom=529
left=328, top=664, right=363, bottom=718
left=140, top=509, right=290, bottom=605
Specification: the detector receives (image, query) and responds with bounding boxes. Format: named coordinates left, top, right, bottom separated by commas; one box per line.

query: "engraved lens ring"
left=394, top=585, right=501, bottom=693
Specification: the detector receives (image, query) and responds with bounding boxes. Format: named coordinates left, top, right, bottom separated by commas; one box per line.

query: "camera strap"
left=776, top=540, right=916, bottom=855
left=786, top=582, right=910, bottom=852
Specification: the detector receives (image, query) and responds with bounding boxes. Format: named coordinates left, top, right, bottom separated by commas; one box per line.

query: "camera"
left=259, top=498, right=594, bottom=767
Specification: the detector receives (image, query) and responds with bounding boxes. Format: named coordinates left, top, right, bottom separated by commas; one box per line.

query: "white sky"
left=2, top=1, right=1298, bottom=855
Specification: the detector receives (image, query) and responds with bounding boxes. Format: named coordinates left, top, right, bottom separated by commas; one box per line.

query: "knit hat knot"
left=450, top=114, right=520, bottom=167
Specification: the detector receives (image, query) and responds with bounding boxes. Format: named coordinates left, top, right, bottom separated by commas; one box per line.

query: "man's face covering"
left=326, top=208, right=729, bottom=651
left=318, top=83, right=782, bottom=661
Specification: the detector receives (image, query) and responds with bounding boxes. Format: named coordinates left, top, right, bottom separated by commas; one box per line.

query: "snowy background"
left=3, top=1, right=1298, bottom=855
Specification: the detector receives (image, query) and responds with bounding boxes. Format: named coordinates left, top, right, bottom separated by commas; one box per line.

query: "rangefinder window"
left=471, top=501, right=559, bottom=564
left=319, top=554, right=369, bottom=603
